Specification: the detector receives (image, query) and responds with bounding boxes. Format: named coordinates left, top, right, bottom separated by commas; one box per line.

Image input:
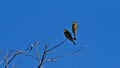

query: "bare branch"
left=35, top=44, right=41, bottom=63
left=5, top=53, right=8, bottom=68
left=44, top=44, right=90, bottom=63
left=43, top=58, right=56, bottom=63
left=46, top=39, right=67, bottom=52
left=23, top=54, right=38, bottom=60
left=0, top=49, right=6, bottom=65
left=8, top=50, right=25, bottom=65
left=1, top=38, right=90, bottom=68
left=37, top=45, right=48, bottom=68
left=0, top=59, right=4, bottom=65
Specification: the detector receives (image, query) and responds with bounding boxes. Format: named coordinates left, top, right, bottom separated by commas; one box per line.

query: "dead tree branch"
left=44, top=44, right=90, bottom=63
left=37, top=45, right=48, bottom=68
left=0, top=39, right=90, bottom=68
left=47, top=39, right=67, bottom=52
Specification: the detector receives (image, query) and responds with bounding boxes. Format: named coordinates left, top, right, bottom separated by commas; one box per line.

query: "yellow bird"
left=72, top=21, right=77, bottom=40
left=64, top=29, right=76, bottom=45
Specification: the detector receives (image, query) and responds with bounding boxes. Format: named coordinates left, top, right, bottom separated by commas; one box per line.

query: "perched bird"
left=72, top=21, right=77, bottom=40
left=64, top=29, right=76, bottom=45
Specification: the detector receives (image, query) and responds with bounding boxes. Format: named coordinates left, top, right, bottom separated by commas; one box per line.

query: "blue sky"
left=0, top=0, right=120, bottom=68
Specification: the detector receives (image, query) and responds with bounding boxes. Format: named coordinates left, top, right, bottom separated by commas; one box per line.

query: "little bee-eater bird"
left=64, top=29, right=76, bottom=45
left=72, top=21, right=77, bottom=40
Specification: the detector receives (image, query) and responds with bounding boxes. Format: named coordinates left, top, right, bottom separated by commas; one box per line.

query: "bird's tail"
left=72, top=41, right=76, bottom=45
left=73, top=33, right=76, bottom=40
left=74, top=36, right=76, bottom=40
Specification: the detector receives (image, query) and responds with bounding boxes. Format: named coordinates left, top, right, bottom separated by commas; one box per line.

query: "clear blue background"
left=0, top=0, right=120, bottom=68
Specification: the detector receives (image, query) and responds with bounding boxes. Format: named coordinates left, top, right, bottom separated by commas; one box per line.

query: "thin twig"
left=8, top=51, right=24, bottom=65
left=23, top=54, right=38, bottom=60
left=5, top=53, right=8, bottom=68
left=35, top=45, right=41, bottom=63
left=44, top=44, right=89, bottom=63
left=38, top=45, right=48, bottom=68
left=47, top=39, right=67, bottom=52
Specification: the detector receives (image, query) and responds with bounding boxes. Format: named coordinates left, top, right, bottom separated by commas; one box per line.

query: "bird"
left=72, top=21, right=77, bottom=40
left=64, top=29, right=76, bottom=45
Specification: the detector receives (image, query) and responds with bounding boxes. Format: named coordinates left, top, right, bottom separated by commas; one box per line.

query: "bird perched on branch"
left=64, top=29, right=76, bottom=45
left=72, top=21, right=77, bottom=40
